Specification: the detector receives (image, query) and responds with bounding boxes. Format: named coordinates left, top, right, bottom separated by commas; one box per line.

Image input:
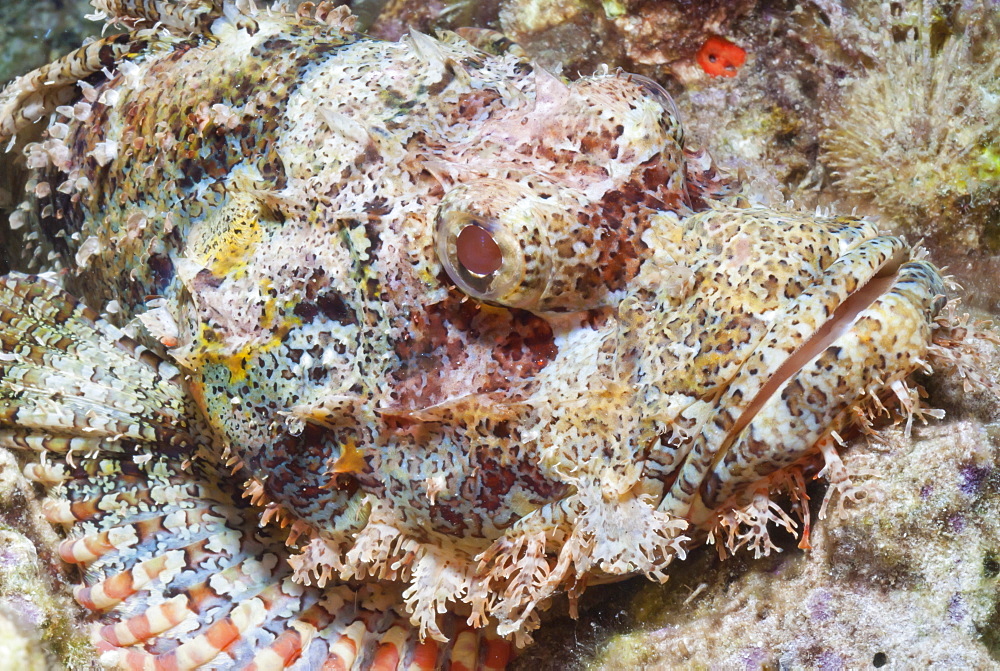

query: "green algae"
left=0, top=527, right=90, bottom=671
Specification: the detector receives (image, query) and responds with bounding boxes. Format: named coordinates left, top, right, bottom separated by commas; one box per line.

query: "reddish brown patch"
left=381, top=414, right=436, bottom=442
left=435, top=441, right=569, bottom=535
left=574, top=154, right=689, bottom=294
left=484, top=638, right=513, bottom=669
left=183, top=582, right=216, bottom=611
left=578, top=127, right=616, bottom=155
left=432, top=500, right=470, bottom=534
left=684, top=148, right=736, bottom=210
left=492, top=310, right=559, bottom=372
left=520, top=126, right=615, bottom=182
left=255, top=426, right=365, bottom=516
left=410, top=640, right=440, bottom=670
left=468, top=457, right=517, bottom=513
left=390, top=294, right=558, bottom=408
left=456, top=89, right=503, bottom=120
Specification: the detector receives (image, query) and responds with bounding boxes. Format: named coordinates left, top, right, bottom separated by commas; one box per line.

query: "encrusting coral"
left=0, top=449, right=92, bottom=670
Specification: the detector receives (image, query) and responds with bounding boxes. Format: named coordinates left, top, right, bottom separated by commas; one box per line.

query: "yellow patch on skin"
left=186, top=193, right=266, bottom=278
left=191, top=324, right=286, bottom=385
left=223, top=350, right=251, bottom=384
left=330, top=439, right=366, bottom=474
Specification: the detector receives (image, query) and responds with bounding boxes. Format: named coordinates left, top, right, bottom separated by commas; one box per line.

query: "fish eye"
left=436, top=201, right=538, bottom=307
left=435, top=179, right=618, bottom=312
left=456, top=223, right=503, bottom=277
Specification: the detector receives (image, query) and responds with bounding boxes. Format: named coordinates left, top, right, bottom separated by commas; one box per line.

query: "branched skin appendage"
left=91, top=0, right=244, bottom=33
left=0, top=32, right=154, bottom=143
left=0, top=1, right=991, bottom=668
left=927, top=302, right=1000, bottom=396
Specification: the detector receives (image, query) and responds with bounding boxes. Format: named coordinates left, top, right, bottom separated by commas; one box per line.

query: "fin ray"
left=0, top=274, right=199, bottom=455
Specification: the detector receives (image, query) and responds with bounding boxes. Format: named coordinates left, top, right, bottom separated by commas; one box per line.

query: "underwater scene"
left=1, top=0, right=999, bottom=668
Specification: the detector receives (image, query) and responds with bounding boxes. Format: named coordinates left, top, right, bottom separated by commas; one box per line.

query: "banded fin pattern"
left=0, top=273, right=511, bottom=669
left=49, top=457, right=511, bottom=669
left=0, top=273, right=198, bottom=459
left=0, top=32, right=153, bottom=145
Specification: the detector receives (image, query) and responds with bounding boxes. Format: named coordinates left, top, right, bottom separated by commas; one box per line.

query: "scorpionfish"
left=0, top=0, right=967, bottom=668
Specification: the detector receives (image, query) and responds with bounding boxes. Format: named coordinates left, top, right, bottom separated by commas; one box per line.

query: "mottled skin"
left=0, top=1, right=954, bottom=668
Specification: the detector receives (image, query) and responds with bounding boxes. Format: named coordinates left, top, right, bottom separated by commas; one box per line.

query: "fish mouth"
left=686, top=237, right=946, bottom=523
left=719, top=245, right=910, bottom=457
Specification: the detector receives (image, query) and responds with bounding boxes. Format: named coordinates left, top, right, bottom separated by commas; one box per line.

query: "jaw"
left=659, top=237, right=946, bottom=528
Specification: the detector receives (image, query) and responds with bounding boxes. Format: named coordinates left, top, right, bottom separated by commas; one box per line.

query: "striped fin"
left=92, top=0, right=258, bottom=34
left=51, top=457, right=512, bottom=669
left=0, top=32, right=152, bottom=145
left=0, top=273, right=201, bottom=458
left=0, top=273, right=511, bottom=668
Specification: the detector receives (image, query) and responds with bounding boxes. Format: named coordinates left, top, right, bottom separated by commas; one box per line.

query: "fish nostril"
left=457, top=224, right=503, bottom=277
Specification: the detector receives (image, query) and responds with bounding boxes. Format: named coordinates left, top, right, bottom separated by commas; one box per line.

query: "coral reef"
left=495, top=0, right=755, bottom=78
left=603, top=422, right=1000, bottom=667
left=362, top=0, right=756, bottom=77
left=819, top=2, right=1000, bottom=306
left=0, top=531, right=68, bottom=671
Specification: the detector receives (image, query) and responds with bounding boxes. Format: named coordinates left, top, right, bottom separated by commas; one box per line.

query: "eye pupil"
left=456, top=224, right=503, bottom=276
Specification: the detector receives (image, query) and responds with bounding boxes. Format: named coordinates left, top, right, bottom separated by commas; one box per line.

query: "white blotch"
left=75, top=235, right=102, bottom=268
left=89, top=140, right=118, bottom=166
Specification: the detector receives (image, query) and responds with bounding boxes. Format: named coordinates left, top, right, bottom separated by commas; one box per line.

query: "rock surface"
left=0, top=449, right=92, bottom=671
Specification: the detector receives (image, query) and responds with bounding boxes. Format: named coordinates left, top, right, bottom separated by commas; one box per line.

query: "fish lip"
left=690, top=238, right=948, bottom=518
